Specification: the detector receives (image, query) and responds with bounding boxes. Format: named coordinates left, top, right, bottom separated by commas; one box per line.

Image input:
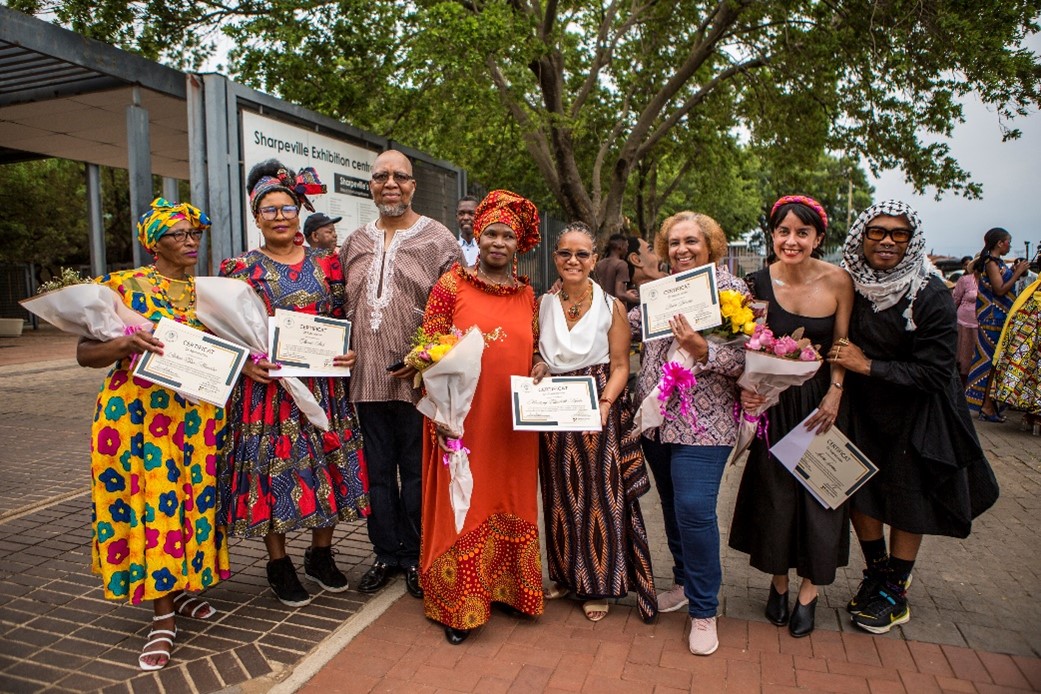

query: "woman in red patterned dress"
left=218, top=160, right=368, bottom=608
left=418, top=190, right=543, bottom=644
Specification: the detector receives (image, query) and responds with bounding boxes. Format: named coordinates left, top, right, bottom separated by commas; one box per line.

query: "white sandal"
left=139, top=611, right=177, bottom=672
left=172, top=591, right=216, bottom=620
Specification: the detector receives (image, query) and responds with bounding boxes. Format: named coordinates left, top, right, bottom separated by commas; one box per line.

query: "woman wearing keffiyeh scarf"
left=827, top=201, right=998, bottom=636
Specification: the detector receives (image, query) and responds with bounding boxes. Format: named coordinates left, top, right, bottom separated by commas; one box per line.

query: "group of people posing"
left=78, top=150, right=999, bottom=671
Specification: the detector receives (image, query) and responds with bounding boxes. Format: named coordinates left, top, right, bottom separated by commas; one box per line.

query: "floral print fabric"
left=90, top=267, right=230, bottom=603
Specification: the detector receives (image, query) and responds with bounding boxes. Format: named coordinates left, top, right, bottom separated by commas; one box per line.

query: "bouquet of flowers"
left=727, top=323, right=823, bottom=464
left=20, top=282, right=153, bottom=343
left=409, top=326, right=490, bottom=533
left=195, top=277, right=330, bottom=430
left=703, top=289, right=760, bottom=344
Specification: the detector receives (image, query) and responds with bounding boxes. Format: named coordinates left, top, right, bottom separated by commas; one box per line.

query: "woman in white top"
left=531, top=222, right=657, bottom=623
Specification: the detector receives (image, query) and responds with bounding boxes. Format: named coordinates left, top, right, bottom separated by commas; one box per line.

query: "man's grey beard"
left=378, top=202, right=408, bottom=217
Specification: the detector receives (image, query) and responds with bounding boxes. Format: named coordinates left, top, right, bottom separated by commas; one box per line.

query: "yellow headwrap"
left=136, top=197, right=210, bottom=251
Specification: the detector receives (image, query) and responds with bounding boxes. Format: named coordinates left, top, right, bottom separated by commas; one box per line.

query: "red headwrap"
left=770, top=194, right=828, bottom=229
left=473, top=189, right=541, bottom=254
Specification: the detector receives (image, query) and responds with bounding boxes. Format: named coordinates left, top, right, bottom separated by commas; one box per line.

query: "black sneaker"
left=851, top=585, right=910, bottom=634
left=846, top=569, right=884, bottom=614
left=304, top=546, right=349, bottom=593
left=267, top=557, right=312, bottom=607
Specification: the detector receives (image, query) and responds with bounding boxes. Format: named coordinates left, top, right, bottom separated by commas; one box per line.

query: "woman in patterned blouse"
left=630, top=212, right=747, bottom=657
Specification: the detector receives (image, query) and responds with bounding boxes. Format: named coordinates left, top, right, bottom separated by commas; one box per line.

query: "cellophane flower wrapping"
left=20, top=284, right=153, bottom=341
left=413, top=327, right=486, bottom=533
left=727, top=325, right=822, bottom=464
left=195, top=276, right=330, bottom=431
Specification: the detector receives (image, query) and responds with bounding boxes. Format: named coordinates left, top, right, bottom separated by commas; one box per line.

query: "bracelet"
left=831, top=381, right=843, bottom=390
left=599, top=397, right=614, bottom=406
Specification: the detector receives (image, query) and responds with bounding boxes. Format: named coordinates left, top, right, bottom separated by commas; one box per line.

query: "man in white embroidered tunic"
left=340, top=150, right=463, bottom=599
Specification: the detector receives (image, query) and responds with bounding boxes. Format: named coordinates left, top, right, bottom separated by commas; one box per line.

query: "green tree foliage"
left=0, top=159, right=88, bottom=267
left=11, top=0, right=1041, bottom=240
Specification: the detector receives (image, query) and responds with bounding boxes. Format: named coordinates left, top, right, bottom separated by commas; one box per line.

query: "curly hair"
left=654, top=211, right=728, bottom=267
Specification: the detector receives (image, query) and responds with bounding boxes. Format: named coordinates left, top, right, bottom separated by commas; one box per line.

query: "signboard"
left=240, top=110, right=379, bottom=249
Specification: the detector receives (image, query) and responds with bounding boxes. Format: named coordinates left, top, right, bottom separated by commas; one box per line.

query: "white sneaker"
left=657, top=584, right=689, bottom=613
left=689, top=616, right=719, bottom=656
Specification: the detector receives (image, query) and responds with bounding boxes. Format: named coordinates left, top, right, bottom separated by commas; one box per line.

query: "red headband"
left=770, top=195, right=828, bottom=229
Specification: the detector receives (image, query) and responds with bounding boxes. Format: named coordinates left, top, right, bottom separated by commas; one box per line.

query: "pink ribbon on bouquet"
left=733, top=402, right=769, bottom=440
left=658, top=361, right=698, bottom=428
left=442, top=437, right=470, bottom=467
left=125, top=324, right=149, bottom=368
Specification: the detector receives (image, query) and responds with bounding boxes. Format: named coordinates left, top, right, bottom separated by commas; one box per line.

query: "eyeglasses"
left=864, top=226, right=912, bottom=243
left=371, top=171, right=414, bottom=184
left=161, top=229, right=205, bottom=243
left=258, top=205, right=300, bottom=220
left=554, top=249, right=593, bottom=261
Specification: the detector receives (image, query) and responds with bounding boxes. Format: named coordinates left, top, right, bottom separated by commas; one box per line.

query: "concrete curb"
left=268, top=584, right=407, bottom=693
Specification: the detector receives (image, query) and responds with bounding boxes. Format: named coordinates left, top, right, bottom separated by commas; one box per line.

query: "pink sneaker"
left=657, top=584, right=689, bottom=613
left=689, top=616, right=718, bottom=656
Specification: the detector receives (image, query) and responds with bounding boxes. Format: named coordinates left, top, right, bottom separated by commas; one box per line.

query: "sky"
left=869, top=34, right=1041, bottom=261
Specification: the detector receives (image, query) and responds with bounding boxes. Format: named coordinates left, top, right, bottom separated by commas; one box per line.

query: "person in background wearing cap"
left=340, top=150, right=463, bottom=600
left=456, top=195, right=479, bottom=266
left=77, top=198, right=229, bottom=671
left=417, top=189, right=544, bottom=644
left=303, top=212, right=342, bottom=252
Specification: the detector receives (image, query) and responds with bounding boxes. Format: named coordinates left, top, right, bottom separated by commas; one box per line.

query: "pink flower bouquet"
left=728, top=324, right=823, bottom=464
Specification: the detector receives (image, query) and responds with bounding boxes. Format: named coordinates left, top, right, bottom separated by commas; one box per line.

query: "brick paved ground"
left=1, top=329, right=1039, bottom=692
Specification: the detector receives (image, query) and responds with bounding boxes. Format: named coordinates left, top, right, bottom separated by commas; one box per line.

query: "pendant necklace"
left=560, top=280, right=593, bottom=320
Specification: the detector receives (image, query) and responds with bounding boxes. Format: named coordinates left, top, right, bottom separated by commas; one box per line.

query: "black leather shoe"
left=789, top=596, right=817, bottom=638
left=404, top=565, right=424, bottom=599
left=765, top=583, right=789, bottom=626
left=444, top=626, right=471, bottom=645
left=357, top=561, right=393, bottom=594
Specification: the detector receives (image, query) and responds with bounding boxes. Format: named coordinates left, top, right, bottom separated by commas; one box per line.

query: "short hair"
left=457, top=195, right=479, bottom=206
left=654, top=211, right=728, bottom=266
left=557, top=220, right=595, bottom=245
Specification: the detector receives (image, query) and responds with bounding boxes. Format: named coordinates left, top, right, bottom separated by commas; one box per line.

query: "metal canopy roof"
left=0, top=6, right=190, bottom=177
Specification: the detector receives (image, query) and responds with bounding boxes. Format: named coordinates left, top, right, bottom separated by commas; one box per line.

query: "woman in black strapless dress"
left=728, top=195, right=854, bottom=638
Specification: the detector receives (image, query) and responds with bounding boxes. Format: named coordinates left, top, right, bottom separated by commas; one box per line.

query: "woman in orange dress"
left=418, top=190, right=544, bottom=644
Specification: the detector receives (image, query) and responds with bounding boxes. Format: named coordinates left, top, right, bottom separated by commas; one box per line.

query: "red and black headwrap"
left=248, top=166, right=327, bottom=215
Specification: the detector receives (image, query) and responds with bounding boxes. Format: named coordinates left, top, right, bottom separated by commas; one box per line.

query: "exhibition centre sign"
left=241, top=110, right=379, bottom=248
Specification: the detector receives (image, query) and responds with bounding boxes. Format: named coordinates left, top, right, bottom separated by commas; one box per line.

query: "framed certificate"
left=269, top=309, right=352, bottom=378
left=132, top=317, right=249, bottom=408
left=769, top=410, right=879, bottom=510
left=510, top=375, right=602, bottom=431
left=639, top=263, right=721, bottom=341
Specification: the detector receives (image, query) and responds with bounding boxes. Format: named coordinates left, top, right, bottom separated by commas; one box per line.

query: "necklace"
left=147, top=265, right=196, bottom=321
left=560, top=280, right=593, bottom=320
left=477, top=264, right=514, bottom=287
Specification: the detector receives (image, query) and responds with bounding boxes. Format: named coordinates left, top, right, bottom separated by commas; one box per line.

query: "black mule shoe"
left=765, top=583, right=790, bottom=626
left=788, top=596, right=817, bottom=638
left=444, top=626, right=471, bottom=645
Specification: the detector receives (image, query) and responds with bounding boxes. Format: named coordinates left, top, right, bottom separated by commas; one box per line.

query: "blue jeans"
left=670, top=444, right=730, bottom=618
left=641, top=435, right=683, bottom=586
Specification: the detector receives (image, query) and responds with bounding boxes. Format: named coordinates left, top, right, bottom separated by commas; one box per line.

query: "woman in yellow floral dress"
left=77, top=198, right=230, bottom=671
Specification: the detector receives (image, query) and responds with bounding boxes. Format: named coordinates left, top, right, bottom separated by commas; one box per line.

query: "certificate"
left=639, top=263, right=721, bottom=341
left=769, top=409, right=879, bottom=510
left=510, top=375, right=602, bottom=431
left=132, top=317, right=248, bottom=408
left=268, top=309, right=351, bottom=378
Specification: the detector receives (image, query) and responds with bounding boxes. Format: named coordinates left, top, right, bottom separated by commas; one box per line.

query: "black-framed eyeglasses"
left=258, top=205, right=300, bottom=220
left=864, top=226, right=912, bottom=243
left=371, top=171, right=414, bottom=184
left=554, top=249, right=593, bottom=261
left=161, top=229, right=205, bottom=243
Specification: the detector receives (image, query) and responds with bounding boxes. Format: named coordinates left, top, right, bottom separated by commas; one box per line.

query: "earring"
left=293, top=231, right=305, bottom=246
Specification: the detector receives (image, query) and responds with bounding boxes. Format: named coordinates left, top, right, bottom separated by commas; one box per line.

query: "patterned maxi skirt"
left=539, top=362, right=658, bottom=622
left=992, top=293, right=1041, bottom=416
